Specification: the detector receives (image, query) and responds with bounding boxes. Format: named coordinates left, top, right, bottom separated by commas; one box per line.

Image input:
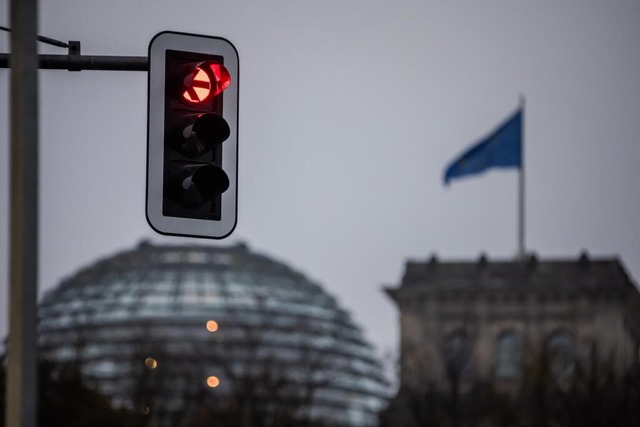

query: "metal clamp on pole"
left=67, top=40, right=81, bottom=71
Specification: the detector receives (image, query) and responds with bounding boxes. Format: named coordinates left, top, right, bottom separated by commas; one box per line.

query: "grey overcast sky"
left=1, top=0, right=640, bottom=358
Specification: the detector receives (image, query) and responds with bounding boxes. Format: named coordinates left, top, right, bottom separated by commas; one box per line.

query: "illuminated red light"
left=182, top=67, right=212, bottom=104
left=181, top=63, right=232, bottom=104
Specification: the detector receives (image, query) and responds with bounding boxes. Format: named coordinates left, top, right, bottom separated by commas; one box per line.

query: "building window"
left=186, top=251, right=208, bottom=264
left=547, top=330, right=576, bottom=382
left=444, top=330, right=474, bottom=381
left=163, top=251, right=182, bottom=263
left=496, top=330, right=522, bottom=378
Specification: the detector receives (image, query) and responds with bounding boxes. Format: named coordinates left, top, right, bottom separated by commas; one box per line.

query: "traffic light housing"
left=147, top=31, right=238, bottom=239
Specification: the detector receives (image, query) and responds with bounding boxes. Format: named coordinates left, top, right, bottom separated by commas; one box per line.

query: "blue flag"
left=444, top=109, right=522, bottom=185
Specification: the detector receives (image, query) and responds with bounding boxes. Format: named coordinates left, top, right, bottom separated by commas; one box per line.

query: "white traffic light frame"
left=146, top=31, right=239, bottom=239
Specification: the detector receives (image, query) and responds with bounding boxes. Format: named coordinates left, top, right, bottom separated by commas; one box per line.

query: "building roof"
left=390, top=252, right=639, bottom=297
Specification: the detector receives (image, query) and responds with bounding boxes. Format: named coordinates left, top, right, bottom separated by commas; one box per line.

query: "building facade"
left=38, top=241, right=389, bottom=426
left=385, top=253, right=640, bottom=390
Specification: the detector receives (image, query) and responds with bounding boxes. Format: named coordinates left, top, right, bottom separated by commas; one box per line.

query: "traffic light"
left=146, top=31, right=239, bottom=239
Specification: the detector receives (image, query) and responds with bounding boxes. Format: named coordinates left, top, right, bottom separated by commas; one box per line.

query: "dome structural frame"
left=38, top=241, right=389, bottom=426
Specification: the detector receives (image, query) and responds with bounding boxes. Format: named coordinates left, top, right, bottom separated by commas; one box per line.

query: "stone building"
left=385, top=252, right=640, bottom=390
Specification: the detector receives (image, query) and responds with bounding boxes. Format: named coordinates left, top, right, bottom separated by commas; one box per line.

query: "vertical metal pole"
left=6, top=0, right=39, bottom=425
left=518, top=95, right=525, bottom=260
left=518, top=162, right=525, bottom=259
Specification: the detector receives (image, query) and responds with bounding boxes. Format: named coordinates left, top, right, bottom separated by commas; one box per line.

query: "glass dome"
left=38, top=241, right=389, bottom=426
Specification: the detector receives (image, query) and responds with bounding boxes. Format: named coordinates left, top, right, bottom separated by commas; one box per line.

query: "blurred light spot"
left=145, top=357, right=158, bottom=369
left=142, top=405, right=150, bottom=415
left=207, top=375, right=220, bottom=388
left=206, top=320, right=218, bottom=332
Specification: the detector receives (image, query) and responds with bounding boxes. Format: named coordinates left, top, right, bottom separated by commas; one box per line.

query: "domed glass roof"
left=38, top=241, right=388, bottom=426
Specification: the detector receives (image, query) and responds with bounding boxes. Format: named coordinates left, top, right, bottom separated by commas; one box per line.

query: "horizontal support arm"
left=0, top=54, right=148, bottom=71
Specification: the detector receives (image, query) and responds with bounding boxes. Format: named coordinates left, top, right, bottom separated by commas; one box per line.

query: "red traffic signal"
left=181, top=65, right=213, bottom=104
left=170, top=62, right=231, bottom=105
left=147, top=32, right=239, bottom=239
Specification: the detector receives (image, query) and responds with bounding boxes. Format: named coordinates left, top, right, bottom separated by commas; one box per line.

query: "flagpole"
left=518, top=95, right=526, bottom=260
